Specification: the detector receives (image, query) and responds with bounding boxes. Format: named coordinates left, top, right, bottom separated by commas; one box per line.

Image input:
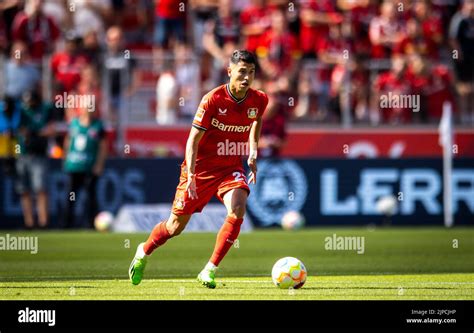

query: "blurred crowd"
left=0, top=0, right=472, bottom=127
left=0, top=0, right=472, bottom=152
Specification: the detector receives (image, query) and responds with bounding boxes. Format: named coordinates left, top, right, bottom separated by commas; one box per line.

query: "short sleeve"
left=192, top=93, right=215, bottom=131
left=260, top=92, right=268, bottom=117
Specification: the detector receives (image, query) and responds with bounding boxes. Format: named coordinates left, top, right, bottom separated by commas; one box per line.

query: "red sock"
left=210, top=216, right=243, bottom=266
left=143, top=221, right=171, bottom=255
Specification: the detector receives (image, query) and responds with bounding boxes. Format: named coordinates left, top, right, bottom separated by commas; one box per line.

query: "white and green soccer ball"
left=271, top=257, right=307, bottom=289
left=281, top=210, right=305, bottom=230
left=94, top=211, right=114, bottom=232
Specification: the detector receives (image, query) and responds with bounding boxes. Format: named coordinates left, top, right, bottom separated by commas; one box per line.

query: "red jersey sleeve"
left=259, top=91, right=269, bottom=119
left=192, top=92, right=215, bottom=131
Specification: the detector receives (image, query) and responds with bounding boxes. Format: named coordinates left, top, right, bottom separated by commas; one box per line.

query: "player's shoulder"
left=202, top=84, right=227, bottom=102
left=249, top=87, right=268, bottom=101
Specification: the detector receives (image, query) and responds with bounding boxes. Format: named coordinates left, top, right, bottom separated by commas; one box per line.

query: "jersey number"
left=233, top=172, right=246, bottom=182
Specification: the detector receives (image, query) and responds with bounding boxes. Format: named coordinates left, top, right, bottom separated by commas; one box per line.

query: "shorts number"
left=233, top=171, right=245, bottom=182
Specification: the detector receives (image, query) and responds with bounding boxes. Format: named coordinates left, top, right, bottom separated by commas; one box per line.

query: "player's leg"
left=16, top=156, right=34, bottom=229
left=211, top=188, right=247, bottom=265
left=129, top=213, right=191, bottom=285
left=198, top=188, right=248, bottom=288
left=130, top=162, right=218, bottom=285
left=84, top=174, right=98, bottom=229
left=32, top=156, right=48, bottom=228
left=144, top=213, right=191, bottom=254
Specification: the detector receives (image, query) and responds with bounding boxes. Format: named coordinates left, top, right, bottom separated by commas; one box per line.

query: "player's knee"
left=165, top=220, right=185, bottom=237
left=228, top=204, right=246, bottom=219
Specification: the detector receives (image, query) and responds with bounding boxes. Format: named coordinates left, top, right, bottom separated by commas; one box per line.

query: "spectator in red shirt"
left=113, top=0, right=153, bottom=47
left=154, top=2, right=186, bottom=50
left=372, top=55, right=414, bottom=124
left=11, top=0, right=60, bottom=65
left=258, top=80, right=290, bottom=158
left=153, top=0, right=187, bottom=70
left=256, top=8, right=301, bottom=88
left=50, top=31, right=90, bottom=103
left=299, top=0, right=342, bottom=59
left=369, top=1, right=405, bottom=59
left=394, top=18, right=438, bottom=60
left=408, top=53, right=456, bottom=122
left=412, top=0, right=444, bottom=46
left=240, top=0, right=270, bottom=54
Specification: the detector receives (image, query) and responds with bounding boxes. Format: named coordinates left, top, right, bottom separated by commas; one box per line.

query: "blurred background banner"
left=122, top=126, right=474, bottom=158
left=113, top=203, right=254, bottom=232
left=1, top=157, right=472, bottom=228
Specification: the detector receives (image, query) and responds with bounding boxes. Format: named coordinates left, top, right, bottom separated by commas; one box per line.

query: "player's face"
left=228, top=61, right=256, bottom=93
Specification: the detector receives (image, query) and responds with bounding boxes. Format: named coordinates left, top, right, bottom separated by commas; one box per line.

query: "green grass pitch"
left=0, top=227, right=473, bottom=300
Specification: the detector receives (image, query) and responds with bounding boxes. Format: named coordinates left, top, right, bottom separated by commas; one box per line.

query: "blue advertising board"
left=0, top=158, right=472, bottom=228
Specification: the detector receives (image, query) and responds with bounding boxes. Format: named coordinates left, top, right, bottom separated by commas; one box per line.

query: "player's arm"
left=185, top=126, right=205, bottom=199
left=247, top=116, right=263, bottom=184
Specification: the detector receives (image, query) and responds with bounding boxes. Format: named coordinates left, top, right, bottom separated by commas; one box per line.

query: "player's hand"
left=186, top=174, right=198, bottom=200
left=247, top=157, right=257, bottom=184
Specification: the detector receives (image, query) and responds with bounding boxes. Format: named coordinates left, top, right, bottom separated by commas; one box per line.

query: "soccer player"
left=129, top=50, right=268, bottom=288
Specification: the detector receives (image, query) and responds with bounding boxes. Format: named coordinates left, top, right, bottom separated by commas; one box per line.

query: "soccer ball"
left=94, top=211, right=114, bottom=232
left=271, top=257, right=307, bottom=289
left=281, top=210, right=305, bottom=230
left=376, top=195, right=397, bottom=216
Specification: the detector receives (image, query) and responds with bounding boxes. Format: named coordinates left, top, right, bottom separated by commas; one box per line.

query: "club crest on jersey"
left=195, top=107, right=205, bottom=122
left=247, top=108, right=258, bottom=119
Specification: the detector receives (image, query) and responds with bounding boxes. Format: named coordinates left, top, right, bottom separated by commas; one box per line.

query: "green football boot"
left=197, top=267, right=217, bottom=289
left=129, top=243, right=147, bottom=285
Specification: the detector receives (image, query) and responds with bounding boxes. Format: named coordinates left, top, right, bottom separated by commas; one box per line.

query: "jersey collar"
left=226, top=84, right=249, bottom=104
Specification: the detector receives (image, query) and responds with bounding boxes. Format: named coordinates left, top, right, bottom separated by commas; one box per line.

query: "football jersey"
left=190, top=84, right=268, bottom=173
left=64, top=117, right=105, bottom=173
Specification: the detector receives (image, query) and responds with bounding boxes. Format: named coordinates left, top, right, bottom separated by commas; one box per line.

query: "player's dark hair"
left=230, top=50, right=257, bottom=65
